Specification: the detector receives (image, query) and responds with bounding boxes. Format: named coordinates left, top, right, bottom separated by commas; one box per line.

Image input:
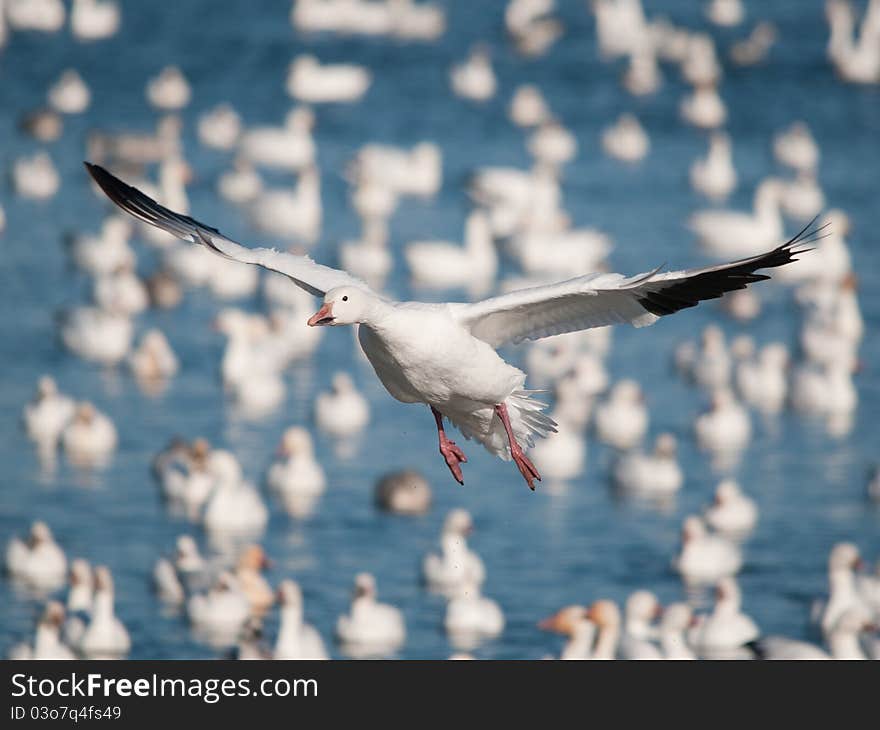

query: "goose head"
left=237, top=544, right=271, bottom=572
left=443, top=508, right=474, bottom=537
left=353, top=572, right=377, bottom=600
left=829, top=542, right=862, bottom=572
left=277, top=426, right=314, bottom=458
left=538, top=604, right=589, bottom=635
left=36, top=376, right=58, bottom=400
left=29, top=521, right=54, bottom=548
left=308, top=286, right=382, bottom=327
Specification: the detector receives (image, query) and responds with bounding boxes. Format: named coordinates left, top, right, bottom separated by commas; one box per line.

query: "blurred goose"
left=239, top=107, right=315, bottom=171
left=445, top=579, right=505, bottom=647
left=92, top=257, right=149, bottom=316
left=78, top=566, right=130, bottom=658
left=673, top=516, right=742, bottom=585
left=406, top=210, right=497, bottom=291
left=202, top=451, right=269, bottom=535
left=782, top=171, right=826, bottom=222
left=826, top=0, right=880, bottom=84
left=705, top=0, right=744, bottom=27
left=67, top=217, right=133, bottom=275
left=692, top=577, right=758, bottom=658
left=146, top=66, right=191, bottom=111
left=70, top=0, right=120, bottom=41
left=315, top=372, right=370, bottom=438
left=450, top=45, right=497, bottom=101
left=154, top=438, right=214, bottom=515
left=680, top=84, right=726, bottom=129
left=275, top=580, right=328, bottom=659
left=690, top=131, right=737, bottom=201
left=773, top=121, right=819, bottom=173
left=12, top=151, right=60, bottom=199
left=619, top=590, right=662, bottom=659
left=511, top=226, right=612, bottom=280
left=61, top=402, right=117, bottom=466
left=659, top=603, right=696, bottom=659
left=19, top=108, right=63, bottom=142
left=509, top=84, right=550, bottom=127
left=422, top=509, right=486, bottom=594
left=704, top=479, right=758, bottom=535
left=529, top=409, right=587, bottom=482
left=601, top=113, right=649, bottom=162
left=174, top=535, right=206, bottom=582
left=538, top=604, right=596, bottom=660
left=218, top=157, right=263, bottom=205
left=736, top=342, right=788, bottom=413
left=790, top=362, right=856, bottom=419
left=128, top=329, right=178, bottom=383
left=527, top=120, right=578, bottom=171
left=336, top=573, right=406, bottom=657
left=286, top=55, right=371, bottom=103
left=250, top=166, right=321, bottom=243
left=374, top=470, right=432, bottom=515
left=8, top=602, right=75, bottom=660
left=197, top=103, right=241, bottom=150
left=153, top=555, right=186, bottom=604
left=586, top=599, right=622, bottom=660
left=5, top=0, right=65, bottom=32
left=87, top=115, right=182, bottom=168
left=694, top=388, right=751, bottom=455
left=686, top=325, right=731, bottom=390
left=730, top=21, right=777, bottom=66
left=613, top=432, right=682, bottom=496
left=188, top=572, right=251, bottom=644
left=818, top=543, right=868, bottom=638
left=66, top=559, right=94, bottom=614
left=6, top=521, right=67, bottom=590
left=349, top=141, right=442, bottom=198
left=623, top=46, right=663, bottom=96
left=594, top=379, right=648, bottom=450
left=681, top=33, right=723, bottom=85
left=268, top=426, right=326, bottom=502
left=235, top=545, right=274, bottom=614
left=23, top=376, right=75, bottom=446
left=47, top=69, right=90, bottom=114
left=388, top=0, right=445, bottom=41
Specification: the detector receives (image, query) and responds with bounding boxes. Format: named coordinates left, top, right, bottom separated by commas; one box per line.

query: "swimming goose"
left=756, top=607, right=874, bottom=659
left=87, top=115, right=183, bottom=168
left=239, top=107, right=315, bottom=172
left=267, top=426, right=326, bottom=507
left=690, top=131, right=737, bottom=201
left=692, top=577, right=758, bottom=658
left=153, top=555, right=186, bottom=604
left=729, top=21, right=777, bottom=66
left=817, top=542, right=869, bottom=639
left=509, top=84, right=551, bottom=127
left=538, top=604, right=596, bottom=660
left=529, top=407, right=587, bottom=482
left=619, top=590, right=662, bottom=659
left=66, top=216, right=133, bottom=275
left=154, top=438, right=215, bottom=516
left=61, top=402, right=117, bottom=466
left=218, top=157, right=263, bottom=204
left=315, top=372, right=370, bottom=438
left=19, top=108, right=63, bottom=142
left=23, top=376, right=75, bottom=446
left=86, top=163, right=816, bottom=491
left=673, top=515, right=742, bottom=585
left=274, top=580, right=328, bottom=659
left=659, top=603, right=696, bottom=659
left=594, top=379, right=648, bottom=451
left=336, top=573, right=406, bottom=657
left=694, top=388, right=751, bottom=455
left=197, top=103, right=241, bottom=151
left=388, top=0, right=446, bottom=41
left=235, top=545, right=274, bottom=614
left=773, top=122, right=820, bottom=173
left=47, top=69, right=90, bottom=114
left=78, top=566, right=130, bottom=658
left=527, top=120, right=578, bottom=171
left=146, top=66, right=191, bottom=111
left=623, top=46, right=663, bottom=96
left=92, top=257, right=149, bottom=316
left=601, top=113, right=649, bottom=162
left=13, top=151, right=60, bottom=199
left=450, top=45, right=497, bottom=101
left=6, top=521, right=67, bottom=590
left=374, top=470, right=432, bottom=515
left=704, top=480, right=758, bottom=535
left=128, top=329, right=179, bottom=385
left=585, top=599, right=622, bottom=660
left=5, top=0, right=65, bottom=32
left=188, top=572, right=251, bottom=646
left=422, top=509, right=486, bottom=594
left=735, top=342, right=788, bottom=413
left=444, top=578, right=505, bottom=647
left=286, top=55, right=371, bottom=103
left=705, top=0, right=744, bottom=27
left=8, top=602, right=75, bottom=660
left=202, top=451, right=269, bottom=535
left=70, top=0, right=120, bottom=41
left=613, top=432, right=683, bottom=496
left=66, top=559, right=94, bottom=615
left=348, top=142, right=442, bottom=198
left=680, top=84, right=727, bottom=129
left=781, top=171, right=826, bottom=222
left=249, top=166, right=321, bottom=243
left=681, top=33, right=723, bottom=86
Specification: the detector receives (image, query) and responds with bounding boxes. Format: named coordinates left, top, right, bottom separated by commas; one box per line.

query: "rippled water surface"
left=1, top=0, right=879, bottom=658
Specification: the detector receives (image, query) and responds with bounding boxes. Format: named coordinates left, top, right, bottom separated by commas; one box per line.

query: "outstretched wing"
left=453, top=220, right=823, bottom=348
left=84, top=162, right=372, bottom=298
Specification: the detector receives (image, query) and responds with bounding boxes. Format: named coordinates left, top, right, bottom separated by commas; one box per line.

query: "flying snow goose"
left=85, top=163, right=817, bottom=491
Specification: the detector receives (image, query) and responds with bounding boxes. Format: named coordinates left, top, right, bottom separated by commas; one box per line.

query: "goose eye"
left=342, top=295, right=348, bottom=302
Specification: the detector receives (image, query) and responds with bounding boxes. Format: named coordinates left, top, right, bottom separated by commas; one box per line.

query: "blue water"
left=1, top=0, right=878, bottom=659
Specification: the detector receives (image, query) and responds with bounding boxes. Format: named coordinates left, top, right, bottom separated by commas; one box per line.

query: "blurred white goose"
left=527, top=120, right=578, bottom=171
left=67, top=217, right=133, bottom=275
left=336, top=573, right=406, bottom=656
left=817, top=543, right=868, bottom=638
left=274, top=580, right=328, bottom=659
left=594, top=379, right=648, bottom=450
left=826, top=0, right=880, bottom=84
left=197, top=103, right=241, bottom=151
left=250, top=166, right=321, bottom=243
left=511, top=226, right=612, bottom=280
left=736, top=342, right=788, bottom=413
left=694, top=388, right=751, bottom=455
left=128, top=329, right=179, bottom=383
left=680, top=84, right=726, bottom=129
left=154, top=438, right=214, bottom=515
left=730, top=21, right=777, bottom=66
left=202, top=451, right=269, bottom=534
left=782, top=171, right=825, bottom=221
left=239, top=107, right=315, bottom=172
left=450, top=46, right=496, bottom=101
left=70, top=0, right=120, bottom=40
left=509, top=84, right=550, bottom=127
left=681, top=33, right=723, bottom=86
left=218, top=157, right=263, bottom=204
left=8, top=602, right=75, bottom=660
left=705, top=0, right=744, bottom=27
left=619, top=590, right=662, bottom=659
left=13, top=151, right=60, bottom=199
left=422, top=509, right=486, bottom=594
left=267, top=426, right=326, bottom=500
left=77, top=566, right=130, bottom=658
left=174, top=535, right=206, bottom=582
left=692, top=577, right=758, bottom=657
left=586, top=599, right=622, bottom=660
left=388, top=0, right=445, bottom=40
left=721, top=287, right=761, bottom=321
left=689, top=178, right=785, bottom=257
left=23, top=376, right=75, bottom=446
left=349, top=142, right=442, bottom=198
left=529, top=408, right=587, bottom=482
left=690, top=131, right=737, bottom=201
left=659, top=603, right=696, bottom=659
left=153, top=555, right=185, bottom=604
left=773, top=121, right=820, bottom=173
left=93, top=257, right=148, bottom=316
left=146, top=66, right=191, bottom=111
left=524, top=337, right=578, bottom=388
left=623, top=46, right=663, bottom=96
left=66, top=559, right=94, bottom=614
left=206, top=252, right=261, bottom=300
left=790, top=362, right=857, bottom=418
left=47, top=69, right=90, bottom=114
left=601, top=113, right=649, bottom=162
left=188, top=572, right=251, bottom=643
left=286, top=55, right=371, bottom=103
left=704, top=479, right=758, bottom=535
left=235, top=545, right=274, bottom=614
left=445, top=579, right=505, bottom=646
left=593, top=0, right=647, bottom=59
left=553, top=351, right=610, bottom=428
left=685, top=325, right=732, bottom=390
left=538, top=604, right=596, bottom=660
left=6, top=521, right=67, bottom=590
left=6, top=0, right=65, bottom=32
left=406, top=210, right=497, bottom=291
left=613, top=432, right=683, bottom=496
left=61, top=402, right=117, bottom=466
left=315, top=372, right=370, bottom=437
left=339, top=223, right=393, bottom=290
left=673, top=516, right=742, bottom=585
left=374, top=470, right=432, bottom=515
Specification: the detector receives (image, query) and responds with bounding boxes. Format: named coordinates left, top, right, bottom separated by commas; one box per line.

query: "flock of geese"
left=4, top=0, right=880, bottom=659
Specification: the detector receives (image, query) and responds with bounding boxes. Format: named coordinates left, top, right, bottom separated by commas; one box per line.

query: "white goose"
left=202, top=451, right=269, bottom=535
left=274, top=580, right=328, bottom=659
left=673, top=515, right=742, bottom=585
left=197, top=103, right=241, bottom=151
left=336, top=573, right=406, bottom=657
left=817, top=542, right=868, bottom=639
left=70, top=0, right=120, bottom=41
left=8, top=602, right=75, bottom=660
left=6, top=521, right=67, bottom=590
left=13, top=151, right=60, bottom=199
left=23, top=376, right=75, bottom=446
left=249, top=166, right=321, bottom=243
left=444, top=579, right=505, bottom=647
left=61, top=402, right=117, bottom=466
left=450, top=46, right=497, bottom=101
left=538, top=604, right=596, bottom=660
left=594, top=379, right=648, bottom=451
left=92, top=256, right=149, bottom=316
left=349, top=142, right=442, bottom=198
left=422, top=509, right=486, bottom=594
left=679, top=84, right=727, bottom=129
left=781, top=171, right=825, bottom=222
left=692, top=577, right=758, bottom=658
left=239, top=107, right=315, bottom=172
left=619, top=590, right=662, bottom=659
left=146, top=66, right=191, bottom=111
left=286, top=55, right=371, bottom=103
left=773, top=121, right=820, bottom=173
left=67, top=216, right=133, bottom=275
left=704, top=479, right=758, bottom=535
left=267, top=426, right=326, bottom=504
left=613, top=432, right=683, bottom=496
left=314, top=372, right=370, bottom=438
left=529, top=408, right=587, bottom=483
left=78, top=566, right=131, bottom=658
left=705, top=0, right=744, bottom=27
left=128, top=329, right=179, bottom=384
left=694, top=388, right=751, bottom=455
left=218, top=158, right=263, bottom=204
left=6, top=0, right=65, bottom=32
left=188, top=572, right=251, bottom=645
left=659, top=603, right=696, bottom=659
left=601, top=113, right=649, bottom=162
left=690, top=131, right=737, bottom=201
left=86, top=163, right=816, bottom=491
left=735, top=341, right=788, bottom=413
left=374, top=470, right=432, bottom=515
left=509, top=84, right=550, bottom=127
left=47, top=69, right=90, bottom=114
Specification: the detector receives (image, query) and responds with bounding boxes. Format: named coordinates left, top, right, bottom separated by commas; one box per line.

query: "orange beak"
left=307, top=302, right=334, bottom=327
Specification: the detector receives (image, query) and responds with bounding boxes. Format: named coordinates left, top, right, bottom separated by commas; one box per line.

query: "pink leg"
left=432, top=406, right=467, bottom=485
left=494, top=403, right=541, bottom=491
